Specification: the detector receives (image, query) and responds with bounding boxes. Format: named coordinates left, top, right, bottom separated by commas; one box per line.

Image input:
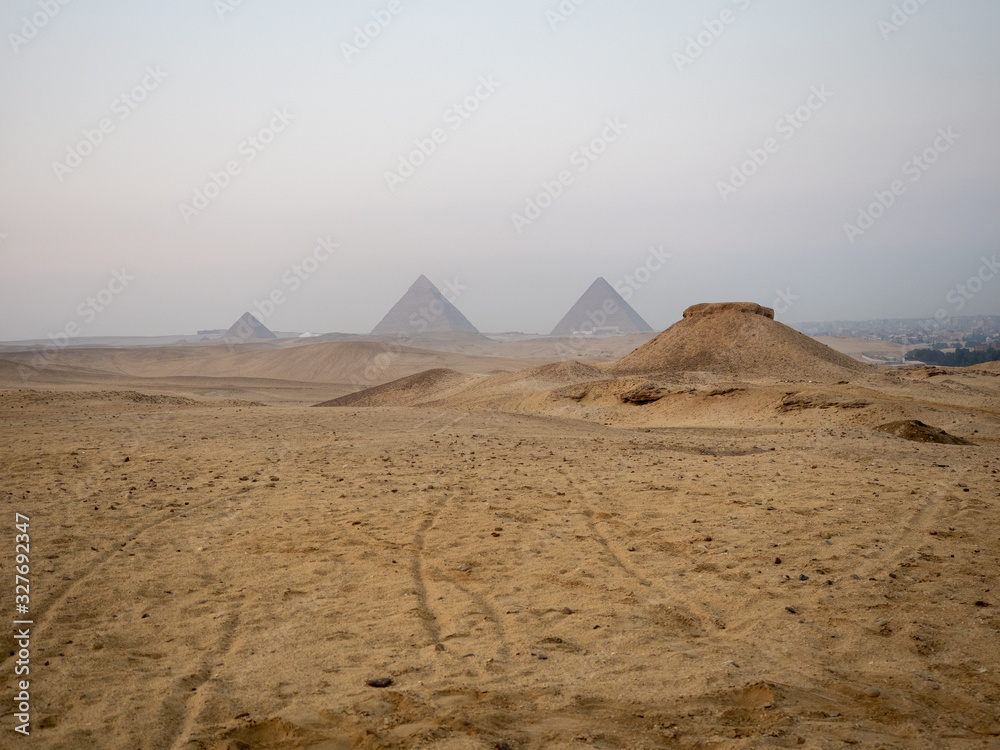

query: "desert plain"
left=2, top=304, right=999, bottom=749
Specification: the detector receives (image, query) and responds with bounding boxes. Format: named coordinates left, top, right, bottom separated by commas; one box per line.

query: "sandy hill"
left=969, top=361, right=1000, bottom=374
left=550, top=277, right=654, bottom=336
left=313, top=368, right=475, bottom=407
left=225, top=312, right=276, bottom=340
left=610, top=302, right=874, bottom=381
left=371, top=275, right=479, bottom=335
left=315, top=360, right=609, bottom=411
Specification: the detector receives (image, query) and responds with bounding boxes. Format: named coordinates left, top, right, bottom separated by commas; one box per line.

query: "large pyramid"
left=371, top=275, right=479, bottom=335
left=610, top=302, right=873, bottom=380
left=550, top=277, right=654, bottom=336
left=224, top=312, right=276, bottom=340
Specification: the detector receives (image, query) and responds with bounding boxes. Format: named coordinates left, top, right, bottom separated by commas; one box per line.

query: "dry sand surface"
left=2, top=315, right=1000, bottom=749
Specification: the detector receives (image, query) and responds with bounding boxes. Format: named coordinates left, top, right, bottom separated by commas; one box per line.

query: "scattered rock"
left=875, top=420, right=975, bottom=445
left=366, top=677, right=393, bottom=688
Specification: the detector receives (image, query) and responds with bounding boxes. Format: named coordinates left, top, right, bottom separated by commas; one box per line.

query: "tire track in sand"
left=2, top=492, right=236, bottom=677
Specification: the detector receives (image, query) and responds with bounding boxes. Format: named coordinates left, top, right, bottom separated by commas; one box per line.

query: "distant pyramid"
left=371, top=275, right=479, bottom=335
left=224, top=312, right=276, bottom=340
left=550, top=277, right=654, bottom=336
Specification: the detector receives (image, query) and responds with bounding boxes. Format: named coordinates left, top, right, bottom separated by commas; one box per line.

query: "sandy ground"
left=2, top=332, right=999, bottom=749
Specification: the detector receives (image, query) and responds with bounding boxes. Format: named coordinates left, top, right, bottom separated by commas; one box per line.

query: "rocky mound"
left=875, top=420, right=975, bottom=445
left=609, top=302, right=873, bottom=381
left=683, top=302, right=774, bottom=319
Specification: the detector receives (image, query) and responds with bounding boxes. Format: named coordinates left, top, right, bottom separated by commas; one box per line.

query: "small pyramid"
left=550, top=277, right=654, bottom=337
left=371, top=275, right=479, bottom=335
left=224, top=312, right=276, bottom=340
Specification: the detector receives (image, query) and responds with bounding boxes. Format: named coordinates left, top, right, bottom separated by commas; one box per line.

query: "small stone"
left=864, top=688, right=881, bottom=697
left=785, top=606, right=797, bottom=614
left=434, top=643, right=445, bottom=652
left=774, top=557, right=782, bottom=565
left=366, top=677, right=393, bottom=688
left=562, top=607, right=574, bottom=615
left=458, top=563, right=472, bottom=572
left=798, top=574, right=809, bottom=581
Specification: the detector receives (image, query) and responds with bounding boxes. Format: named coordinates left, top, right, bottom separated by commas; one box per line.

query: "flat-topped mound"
left=683, top=302, right=774, bottom=319
left=610, top=302, right=873, bottom=381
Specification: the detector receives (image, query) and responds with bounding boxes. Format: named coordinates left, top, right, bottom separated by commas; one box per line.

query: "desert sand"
left=2, top=304, right=999, bottom=749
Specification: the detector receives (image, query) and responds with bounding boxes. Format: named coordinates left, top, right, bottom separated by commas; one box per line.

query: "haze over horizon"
left=1, top=0, right=998, bottom=341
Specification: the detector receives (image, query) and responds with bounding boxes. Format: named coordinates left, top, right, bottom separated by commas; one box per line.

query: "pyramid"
left=371, top=275, right=479, bottom=335
left=550, top=277, right=654, bottom=337
left=224, top=312, right=276, bottom=340
left=610, top=302, right=873, bottom=380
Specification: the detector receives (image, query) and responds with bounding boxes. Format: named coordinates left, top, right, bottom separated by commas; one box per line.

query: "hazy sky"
left=1, top=0, right=998, bottom=340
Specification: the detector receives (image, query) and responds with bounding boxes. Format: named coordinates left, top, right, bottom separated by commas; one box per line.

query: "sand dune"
left=1, top=341, right=532, bottom=390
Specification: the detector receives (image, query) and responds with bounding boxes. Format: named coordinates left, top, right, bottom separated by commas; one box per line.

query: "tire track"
left=556, top=465, right=720, bottom=630
left=854, top=486, right=966, bottom=579
left=163, top=587, right=243, bottom=750
left=408, top=495, right=449, bottom=645
left=2, top=491, right=235, bottom=673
